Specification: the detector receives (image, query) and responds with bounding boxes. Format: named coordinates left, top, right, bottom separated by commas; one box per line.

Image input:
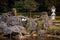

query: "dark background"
left=0, top=0, right=60, bottom=15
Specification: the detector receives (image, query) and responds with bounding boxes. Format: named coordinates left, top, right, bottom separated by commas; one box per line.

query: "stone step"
left=52, top=20, right=60, bottom=22
left=56, top=16, right=60, bottom=18
left=51, top=20, right=60, bottom=26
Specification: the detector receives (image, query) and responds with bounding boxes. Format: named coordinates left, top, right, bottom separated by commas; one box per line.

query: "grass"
left=17, top=12, right=60, bottom=15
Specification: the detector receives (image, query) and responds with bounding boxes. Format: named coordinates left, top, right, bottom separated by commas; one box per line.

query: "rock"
left=3, top=25, right=27, bottom=35
left=0, top=22, right=7, bottom=28
left=1, top=13, right=11, bottom=22
left=38, top=30, right=47, bottom=34
left=26, top=18, right=37, bottom=33
left=6, top=16, right=20, bottom=26
left=0, top=22, right=7, bottom=33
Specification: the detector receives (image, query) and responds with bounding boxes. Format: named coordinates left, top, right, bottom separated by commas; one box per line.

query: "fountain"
left=51, top=6, right=56, bottom=20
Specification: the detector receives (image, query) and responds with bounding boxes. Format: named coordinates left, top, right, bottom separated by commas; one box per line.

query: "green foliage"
left=0, top=0, right=8, bottom=13
left=16, top=0, right=39, bottom=12
left=16, top=0, right=25, bottom=12
left=45, top=0, right=60, bottom=11
left=24, top=0, right=38, bottom=11
left=17, top=12, right=41, bottom=16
